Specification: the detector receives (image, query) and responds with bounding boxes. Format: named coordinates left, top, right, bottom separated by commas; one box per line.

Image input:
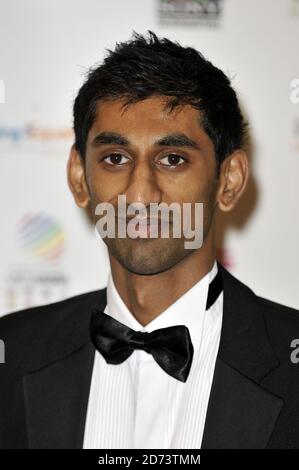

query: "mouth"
left=118, top=215, right=173, bottom=223
left=118, top=216, right=172, bottom=238
left=135, top=219, right=161, bottom=238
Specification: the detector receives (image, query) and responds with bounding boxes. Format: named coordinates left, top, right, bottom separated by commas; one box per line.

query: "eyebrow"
left=90, top=131, right=201, bottom=151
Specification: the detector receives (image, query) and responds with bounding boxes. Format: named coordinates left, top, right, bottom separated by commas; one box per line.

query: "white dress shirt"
left=83, top=260, right=223, bottom=449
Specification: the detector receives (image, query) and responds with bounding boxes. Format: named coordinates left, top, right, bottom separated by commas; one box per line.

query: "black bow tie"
left=90, top=269, right=223, bottom=383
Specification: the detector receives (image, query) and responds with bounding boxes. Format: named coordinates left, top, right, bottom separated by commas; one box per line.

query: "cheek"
left=165, top=177, right=213, bottom=205
left=85, top=163, right=124, bottom=203
left=166, top=157, right=216, bottom=203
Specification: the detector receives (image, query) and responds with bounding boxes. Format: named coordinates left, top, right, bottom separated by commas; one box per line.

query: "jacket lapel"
left=201, top=263, right=283, bottom=449
left=23, top=289, right=106, bottom=449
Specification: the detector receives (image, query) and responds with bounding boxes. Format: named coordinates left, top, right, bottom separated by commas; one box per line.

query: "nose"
left=124, top=160, right=162, bottom=208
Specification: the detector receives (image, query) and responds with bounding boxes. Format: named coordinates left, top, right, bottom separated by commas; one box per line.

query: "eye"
left=158, top=154, right=186, bottom=167
left=103, top=153, right=130, bottom=165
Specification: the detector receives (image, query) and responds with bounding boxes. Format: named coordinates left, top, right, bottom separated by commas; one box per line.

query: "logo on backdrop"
left=0, top=123, right=73, bottom=144
left=158, top=0, right=224, bottom=26
left=291, top=0, right=299, bottom=16
left=290, top=79, right=299, bottom=104
left=216, top=247, right=235, bottom=270
left=4, top=212, right=69, bottom=314
left=17, top=212, right=66, bottom=263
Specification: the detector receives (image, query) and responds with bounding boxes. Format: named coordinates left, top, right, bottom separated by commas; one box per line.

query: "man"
left=1, top=30, right=299, bottom=449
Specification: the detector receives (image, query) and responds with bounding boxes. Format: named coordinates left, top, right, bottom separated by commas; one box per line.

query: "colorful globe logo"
left=17, top=212, right=66, bottom=262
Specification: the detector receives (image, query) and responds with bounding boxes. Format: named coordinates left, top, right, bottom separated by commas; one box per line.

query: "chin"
left=105, top=237, right=191, bottom=275
left=118, top=261, right=173, bottom=276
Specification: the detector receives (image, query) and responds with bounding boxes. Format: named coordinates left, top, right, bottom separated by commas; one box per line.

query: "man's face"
left=83, top=95, right=219, bottom=275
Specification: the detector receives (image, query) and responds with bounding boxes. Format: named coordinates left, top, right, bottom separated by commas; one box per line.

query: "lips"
left=132, top=218, right=162, bottom=224
left=117, top=216, right=172, bottom=225
left=133, top=219, right=161, bottom=238
left=114, top=214, right=173, bottom=239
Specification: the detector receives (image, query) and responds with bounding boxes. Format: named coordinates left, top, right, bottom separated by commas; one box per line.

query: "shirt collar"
left=106, top=260, right=218, bottom=357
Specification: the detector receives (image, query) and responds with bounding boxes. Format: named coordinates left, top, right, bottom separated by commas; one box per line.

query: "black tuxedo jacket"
left=1, top=263, right=299, bottom=449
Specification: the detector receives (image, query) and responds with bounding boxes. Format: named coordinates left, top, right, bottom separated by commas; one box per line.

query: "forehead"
left=87, top=96, right=209, bottom=144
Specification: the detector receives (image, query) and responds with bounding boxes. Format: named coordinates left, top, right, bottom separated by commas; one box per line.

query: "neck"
left=108, top=229, right=216, bottom=327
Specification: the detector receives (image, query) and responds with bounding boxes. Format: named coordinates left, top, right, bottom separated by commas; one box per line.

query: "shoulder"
left=257, top=295, right=299, bottom=323
left=0, top=288, right=105, bottom=332
left=257, top=295, right=299, bottom=353
left=255, top=293, right=299, bottom=336
left=238, top=275, right=299, bottom=361
left=0, top=288, right=106, bottom=368
left=219, top=262, right=299, bottom=325
left=218, top=262, right=299, bottom=354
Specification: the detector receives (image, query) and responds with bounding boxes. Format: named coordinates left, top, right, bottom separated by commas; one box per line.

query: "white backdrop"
left=0, top=0, right=298, bottom=315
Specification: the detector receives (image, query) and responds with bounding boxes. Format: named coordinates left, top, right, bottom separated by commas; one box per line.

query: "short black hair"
left=73, top=30, right=248, bottom=172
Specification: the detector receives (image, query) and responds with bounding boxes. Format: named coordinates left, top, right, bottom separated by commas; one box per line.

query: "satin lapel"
left=201, top=263, right=283, bottom=449
left=23, top=288, right=106, bottom=449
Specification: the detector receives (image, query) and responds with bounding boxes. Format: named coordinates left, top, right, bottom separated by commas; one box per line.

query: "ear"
left=216, top=149, right=249, bottom=212
left=67, top=144, right=90, bottom=208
